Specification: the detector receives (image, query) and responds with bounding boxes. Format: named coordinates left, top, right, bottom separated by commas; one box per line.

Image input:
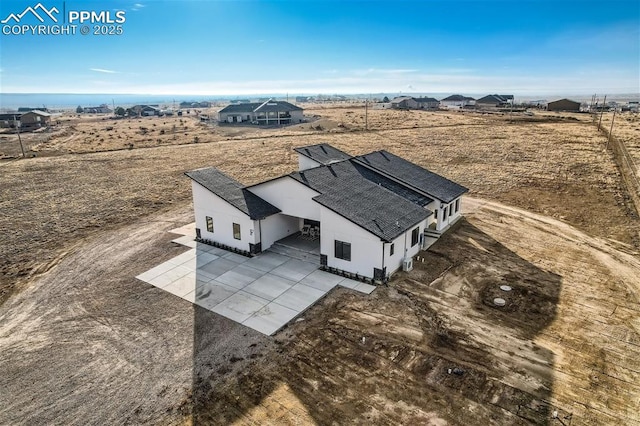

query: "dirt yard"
left=1, top=107, right=639, bottom=424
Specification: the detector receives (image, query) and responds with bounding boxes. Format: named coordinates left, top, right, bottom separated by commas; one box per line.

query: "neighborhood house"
left=217, top=100, right=304, bottom=125
left=186, top=144, right=467, bottom=281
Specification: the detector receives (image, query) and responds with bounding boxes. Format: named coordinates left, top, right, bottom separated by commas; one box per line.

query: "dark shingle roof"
left=441, top=94, right=475, bottom=102
left=185, top=168, right=280, bottom=220
left=413, top=97, right=439, bottom=103
left=254, top=100, right=302, bottom=112
left=294, top=143, right=352, bottom=165
left=477, top=94, right=514, bottom=104
left=219, top=100, right=302, bottom=114
left=290, top=161, right=431, bottom=241
left=351, top=162, right=433, bottom=206
left=354, top=151, right=468, bottom=203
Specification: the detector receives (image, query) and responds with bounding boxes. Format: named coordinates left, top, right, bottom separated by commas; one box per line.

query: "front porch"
left=268, top=232, right=321, bottom=264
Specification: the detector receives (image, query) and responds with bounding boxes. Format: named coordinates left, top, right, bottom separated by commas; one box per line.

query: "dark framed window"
left=434, top=209, right=438, bottom=220
left=390, top=243, right=395, bottom=256
left=411, top=227, right=420, bottom=246
left=206, top=216, right=214, bottom=233
left=455, top=199, right=460, bottom=213
left=449, top=205, right=453, bottom=217
left=443, top=206, right=448, bottom=218
left=233, top=223, right=241, bottom=240
left=334, top=240, right=351, bottom=261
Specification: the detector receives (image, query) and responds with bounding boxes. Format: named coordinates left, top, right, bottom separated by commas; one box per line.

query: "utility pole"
left=607, top=107, right=617, bottom=149
left=112, top=98, right=115, bottom=116
left=364, top=96, right=368, bottom=131
left=598, top=94, right=607, bottom=131
left=14, top=115, right=25, bottom=158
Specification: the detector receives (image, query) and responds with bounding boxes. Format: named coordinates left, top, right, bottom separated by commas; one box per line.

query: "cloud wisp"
left=89, top=68, right=120, bottom=74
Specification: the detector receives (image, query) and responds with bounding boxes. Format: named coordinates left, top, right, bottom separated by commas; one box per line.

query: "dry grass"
left=0, top=109, right=638, bottom=303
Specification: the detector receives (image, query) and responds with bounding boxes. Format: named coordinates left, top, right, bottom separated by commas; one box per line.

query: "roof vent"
left=305, top=148, right=311, bottom=156
left=320, top=145, right=328, bottom=154
left=380, top=151, right=390, bottom=161
left=327, top=165, right=337, bottom=177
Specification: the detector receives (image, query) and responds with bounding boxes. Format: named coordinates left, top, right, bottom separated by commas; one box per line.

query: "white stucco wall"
left=298, top=154, right=322, bottom=171
left=192, top=181, right=257, bottom=251
left=383, top=219, right=428, bottom=275
left=433, top=196, right=463, bottom=230
left=249, top=177, right=321, bottom=221
left=290, top=110, right=304, bottom=123
left=259, top=213, right=300, bottom=250
left=319, top=206, right=383, bottom=279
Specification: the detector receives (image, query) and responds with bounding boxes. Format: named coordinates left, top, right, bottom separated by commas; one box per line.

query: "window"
left=233, top=223, right=241, bottom=240
left=334, top=240, right=351, bottom=261
left=206, top=216, right=214, bottom=233
left=411, top=227, right=420, bottom=246
left=449, top=204, right=453, bottom=217
left=455, top=199, right=460, bottom=213
left=443, top=206, right=448, bottom=218
left=390, top=243, right=395, bottom=256
left=434, top=209, right=438, bottom=220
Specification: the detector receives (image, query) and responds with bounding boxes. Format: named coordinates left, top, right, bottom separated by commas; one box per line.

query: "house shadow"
left=187, top=218, right=570, bottom=425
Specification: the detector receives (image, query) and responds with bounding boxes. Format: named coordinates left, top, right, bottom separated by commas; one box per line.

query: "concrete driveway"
left=136, top=225, right=375, bottom=335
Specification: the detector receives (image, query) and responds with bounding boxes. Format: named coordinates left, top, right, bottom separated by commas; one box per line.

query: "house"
left=186, top=143, right=467, bottom=281
left=130, top=105, right=160, bottom=116
left=295, top=96, right=310, bottom=103
left=230, top=99, right=251, bottom=104
left=179, top=101, right=211, bottom=108
left=440, top=95, right=476, bottom=109
left=83, top=104, right=112, bottom=114
left=476, top=94, right=514, bottom=109
left=17, top=107, right=48, bottom=113
left=217, top=99, right=304, bottom=125
left=390, top=96, right=419, bottom=109
left=0, top=113, right=21, bottom=128
left=414, top=97, right=440, bottom=109
left=19, top=110, right=51, bottom=129
left=547, top=99, right=581, bottom=112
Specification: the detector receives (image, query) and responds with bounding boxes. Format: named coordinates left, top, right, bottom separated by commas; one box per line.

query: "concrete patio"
left=135, top=224, right=375, bottom=336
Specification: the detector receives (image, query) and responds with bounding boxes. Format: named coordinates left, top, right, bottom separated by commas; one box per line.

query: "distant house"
left=218, top=99, right=304, bottom=125
left=179, top=101, right=211, bottom=108
left=414, top=97, right=440, bottom=109
left=440, top=95, right=476, bottom=109
left=230, top=99, right=251, bottom=104
left=547, top=99, right=581, bottom=112
left=83, top=104, right=112, bottom=114
left=390, top=96, right=418, bottom=109
left=295, top=96, right=310, bottom=103
left=20, top=110, right=51, bottom=129
left=130, top=105, right=161, bottom=116
left=476, top=94, right=513, bottom=109
left=186, top=143, right=467, bottom=281
left=17, top=107, right=49, bottom=113
left=0, top=113, right=21, bottom=129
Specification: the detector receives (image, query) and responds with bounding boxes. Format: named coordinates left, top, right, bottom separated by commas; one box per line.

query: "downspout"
left=381, top=241, right=385, bottom=280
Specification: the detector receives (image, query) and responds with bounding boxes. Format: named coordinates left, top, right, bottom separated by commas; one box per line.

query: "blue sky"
left=0, top=0, right=638, bottom=95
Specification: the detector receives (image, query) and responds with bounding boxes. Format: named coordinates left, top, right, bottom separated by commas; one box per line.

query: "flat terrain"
left=1, top=107, right=639, bottom=424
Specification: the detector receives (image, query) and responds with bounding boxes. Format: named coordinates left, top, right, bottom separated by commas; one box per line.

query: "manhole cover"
left=500, top=285, right=512, bottom=291
left=493, top=298, right=506, bottom=306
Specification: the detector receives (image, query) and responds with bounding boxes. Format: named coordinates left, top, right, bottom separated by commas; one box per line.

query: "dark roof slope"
left=354, top=151, right=468, bottom=203
left=254, top=100, right=302, bottom=112
left=351, top=162, right=433, bottom=206
left=294, top=143, right=352, bottom=165
left=219, top=100, right=302, bottom=114
left=413, top=97, right=439, bottom=103
left=441, top=94, right=475, bottom=102
left=477, top=94, right=514, bottom=104
left=185, top=168, right=280, bottom=220
left=290, top=161, right=431, bottom=241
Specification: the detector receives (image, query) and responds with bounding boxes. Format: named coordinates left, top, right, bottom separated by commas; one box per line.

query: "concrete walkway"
left=136, top=225, right=375, bottom=336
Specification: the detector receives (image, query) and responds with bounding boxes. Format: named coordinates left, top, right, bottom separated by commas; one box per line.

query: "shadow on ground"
left=189, top=218, right=569, bottom=425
